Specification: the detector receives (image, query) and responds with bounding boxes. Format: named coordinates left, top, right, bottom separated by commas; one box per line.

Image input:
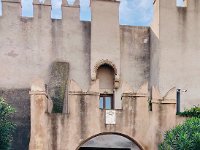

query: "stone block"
left=48, top=62, right=69, bottom=113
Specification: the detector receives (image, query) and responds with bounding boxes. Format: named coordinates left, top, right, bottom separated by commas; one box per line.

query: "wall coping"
left=152, top=99, right=176, bottom=104
left=122, top=93, right=148, bottom=98
left=69, top=91, right=100, bottom=96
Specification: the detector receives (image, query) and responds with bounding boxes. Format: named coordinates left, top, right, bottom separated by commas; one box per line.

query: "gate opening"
left=78, top=134, right=141, bottom=150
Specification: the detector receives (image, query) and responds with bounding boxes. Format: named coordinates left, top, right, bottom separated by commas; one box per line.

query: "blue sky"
left=0, top=0, right=155, bottom=26
left=177, top=0, right=185, bottom=7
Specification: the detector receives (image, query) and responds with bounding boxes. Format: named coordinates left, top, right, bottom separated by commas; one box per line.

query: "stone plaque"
left=106, top=110, right=116, bottom=124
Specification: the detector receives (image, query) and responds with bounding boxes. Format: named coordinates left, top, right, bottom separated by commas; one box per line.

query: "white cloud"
left=120, top=0, right=153, bottom=26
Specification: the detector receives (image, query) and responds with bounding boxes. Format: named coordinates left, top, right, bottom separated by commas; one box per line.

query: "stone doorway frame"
left=76, top=132, right=144, bottom=150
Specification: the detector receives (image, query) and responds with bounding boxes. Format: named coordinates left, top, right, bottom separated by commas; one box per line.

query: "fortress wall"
left=0, top=0, right=91, bottom=90
left=150, top=0, right=200, bottom=109
left=0, top=1, right=91, bottom=149
left=120, top=26, right=150, bottom=90
left=0, top=2, right=31, bottom=149
left=0, top=0, right=150, bottom=93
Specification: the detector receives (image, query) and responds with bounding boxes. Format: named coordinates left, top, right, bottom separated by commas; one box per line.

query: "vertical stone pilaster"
left=29, top=80, right=52, bottom=150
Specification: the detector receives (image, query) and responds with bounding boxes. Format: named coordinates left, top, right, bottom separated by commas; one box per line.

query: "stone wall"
left=0, top=0, right=91, bottom=90
left=0, top=0, right=150, bottom=112
left=0, top=0, right=199, bottom=149
left=0, top=0, right=149, bottom=96
left=150, top=0, right=200, bottom=110
left=29, top=80, right=186, bottom=150
left=120, top=26, right=150, bottom=91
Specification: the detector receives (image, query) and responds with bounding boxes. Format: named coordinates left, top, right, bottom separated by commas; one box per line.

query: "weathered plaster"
left=48, top=62, right=69, bottom=113
left=0, top=0, right=199, bottom=149
left=29, top=80, right=186, bottom=150
left=150, top=0, right=200, bottom=110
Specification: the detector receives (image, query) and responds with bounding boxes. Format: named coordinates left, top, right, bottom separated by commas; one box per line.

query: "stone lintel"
left=152, top=99, right=176, bottom=104
left=69, top=91, right=100, bottom=96
left=122, top=93, right=148, bottom=98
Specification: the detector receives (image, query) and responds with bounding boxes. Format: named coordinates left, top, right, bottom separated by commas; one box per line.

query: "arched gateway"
left=77, top=133, right=143, bottom=150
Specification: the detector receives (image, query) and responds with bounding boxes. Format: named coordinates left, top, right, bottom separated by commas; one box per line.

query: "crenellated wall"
left=0, top=0, right=91, bottom=90
left=0, top=0, right=150, bottom=112
left=29, top=79, right=186, bottom=150
left=1, top=0, right=199, bottom=149
left=0, top=0, right=149, bottom=90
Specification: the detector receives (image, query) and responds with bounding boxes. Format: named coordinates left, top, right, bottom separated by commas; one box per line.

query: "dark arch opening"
left=76, top=133, right=144, bottom=150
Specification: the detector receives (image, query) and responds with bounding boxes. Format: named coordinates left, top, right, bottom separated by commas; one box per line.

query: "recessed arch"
left=97, top=64, right=115, bottom=91
left=92, top=59, right=118, bottom=81
left=76, top=132, right=144, bottom=150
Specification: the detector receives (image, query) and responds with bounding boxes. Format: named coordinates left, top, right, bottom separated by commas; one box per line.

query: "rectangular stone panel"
left=106, top=110, right=116, bottom=124
left=48, top=62, right=69, bottom=113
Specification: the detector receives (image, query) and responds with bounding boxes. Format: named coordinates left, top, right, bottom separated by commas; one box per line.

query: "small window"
left=99, top=94, right=114, bottom=110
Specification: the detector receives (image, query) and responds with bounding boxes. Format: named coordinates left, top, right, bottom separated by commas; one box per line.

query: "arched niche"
left=92, top=59, right=120, bottom=89
left=97, top=64, right=115, bottom=93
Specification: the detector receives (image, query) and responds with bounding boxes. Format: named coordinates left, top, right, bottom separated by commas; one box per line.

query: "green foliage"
left=159, top=117, right=200, bottom=150
left=177, top=105, right=200, bottom=118
left=0, top=97, right=16, bottom=150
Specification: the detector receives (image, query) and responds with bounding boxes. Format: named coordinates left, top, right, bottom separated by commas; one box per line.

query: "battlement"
left=0, top=0, right=80, bottom=6
left=0, top=0, right=120, bottom=20
left=2, top=0, right=20, bottom=3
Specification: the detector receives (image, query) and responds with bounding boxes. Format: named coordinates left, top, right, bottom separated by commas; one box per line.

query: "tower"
left=150, top=0, right=200, bottom=109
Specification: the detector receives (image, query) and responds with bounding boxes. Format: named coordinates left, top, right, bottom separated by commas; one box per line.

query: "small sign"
left=106, top=110, right=116, bottom=124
